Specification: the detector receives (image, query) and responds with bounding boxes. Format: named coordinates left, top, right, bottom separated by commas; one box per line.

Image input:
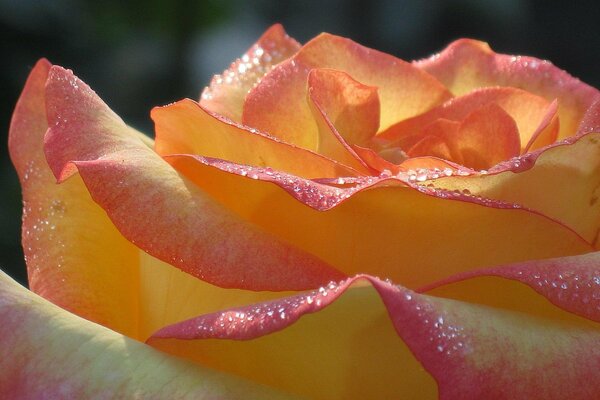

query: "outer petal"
left=415, top=39, right=600, bottom=139
left=8, top=59, right=140, bottom=337
left=43, top=66, right=345, bottom=291
left=243, top=33, right=451, bottom=149
left=0, top=270, right=298, bottom=399
left=428, top=132, right=600, bottom=245
left=200, top=24, right=300, bottom=122
left=149, top=262, right=600, bottom=400
left=163, top=153, right=592, bottom=288
left=152, top=98, right=359, bottom=179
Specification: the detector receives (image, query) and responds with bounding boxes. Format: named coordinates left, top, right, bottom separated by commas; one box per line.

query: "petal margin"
left=0, top=270, right=298, bottom=399
left=163, top=153, right=593, bottom=288
left=43, top=66, right=345, bottom=291
left=243, top=33, right=451, bottom=149
left=200, top=24, right=300, bottom=122
left=8, top=59, right=140, bottom=337
left=150, top=267, right=600, bottom=399
left=415, top=39, right=600, bottom=139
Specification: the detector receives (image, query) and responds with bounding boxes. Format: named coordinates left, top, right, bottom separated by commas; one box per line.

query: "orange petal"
left=380, top=87, right=556, bottom=152
left=0, top=270, right=297, bottom=399
left=427, top=132, right=600, bottom=245
left=43, top=66, right=345, bottom=291
left=243, top=33, right=451, bottom=149
left=152, top=98, right=359, bottom=179
left=8, top=59, right=140, bottom=337
left=200, top=24, right=300, bottom=122
left=415, top=39, right=600, bottom=139
left=452, top=103, right=521, bottom=170
left=523, top=99, right=559, bottom=152
left=406, top=119, right=460, bottom=161
left=149, top=269, right=600, bottom=399
left=163, top=153, right=592, bottom=289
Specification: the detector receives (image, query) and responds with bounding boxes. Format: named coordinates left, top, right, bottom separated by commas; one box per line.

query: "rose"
left=3, top=24, right=600, bottom=398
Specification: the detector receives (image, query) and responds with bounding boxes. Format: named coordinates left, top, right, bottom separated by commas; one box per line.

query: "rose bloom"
left=3, top=24, right=600, bottom=399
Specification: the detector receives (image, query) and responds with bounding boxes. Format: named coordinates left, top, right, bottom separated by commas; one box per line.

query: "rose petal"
left=149, top=269, right=600, bottom=399
left=427, top=132, right=600, bottom=245
left=379, top=87, right=556, bottom=152
left=43, top=66, right=345, bottom=291
left=200, top=24, right=300, bottom=122
left=308, top=68, right=380, bottom=146
left=163, top=153, right=592, bottom=288
left=149, top=278, right=438, bottom=399
left=452, top=103, right=521, bottom=170
left=8, top=59, right=140, bottom=337
left=152, top=98, right=360, bottom=179
left=0, top=270, right=298, bottom=399
left=243, top=33, right=451, bottom=149
left=423, top=251, right=600, bottom=324
left=137, top=252, right=296, bottom=340
left=416, top=39, right=600, bottom=139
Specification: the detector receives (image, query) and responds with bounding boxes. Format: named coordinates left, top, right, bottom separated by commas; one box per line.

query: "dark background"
left=2, top=0, right=599, bottom=286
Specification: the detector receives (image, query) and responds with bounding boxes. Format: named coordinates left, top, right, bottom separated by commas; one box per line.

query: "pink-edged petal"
left=416, top=38, right=600, bottom=139
left=379, top=87, right=556, bottom=152
left=427, top=131, right=600, bottom=245
left=149, top=270, right=600, bottom=399
left=152, top=98, right=360, bottom=179
left=423, top=251, right=600, bottom=324
left=200, top=24, right=300, bottom=122
left=8, top=59, right=141, bottom=337
left=242, top=33, right=451, bottom=149
left=0, top=270, right=298, bottom=399
left=162, top=152, right=592, bottom=288
left=148, top=277, right=438, bottom=399
left=43, top=66, right=345, bottom=291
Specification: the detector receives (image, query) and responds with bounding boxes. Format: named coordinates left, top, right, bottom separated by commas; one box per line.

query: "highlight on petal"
left=149, top=252, right=600, bottom=399
left=8, top=59, right=140, bottom=337
left=43, top=65, right=345, bottom=291
left=427, top=132, right=600, bottom=245
left=416, top=38, right=600, bottom=139
left=0, top=270, right=298, bottom=399
left=162, top=152, right=593, bottom=289
left=243, top=32, right=451, bottom=149
left=152, top=98, right=359, bottom=179
left=200, top=24, right=300, bottom=122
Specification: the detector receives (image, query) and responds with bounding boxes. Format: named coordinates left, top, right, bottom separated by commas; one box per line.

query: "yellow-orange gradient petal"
left=43, top=66, right=345, bottom=291
left=163, top=153, right=593, bottom=289
left=200, top=24, right=300, bottom=122
left=415, top=39, right=600, bottom=139
left=8, top=59, right=140, bottom=337
left=152, top=98, right=359, bottom=179
left=243, top=33, right=451, bottom=150
left=0, top=271, right=298, bottom=399
left=428, top=132, right=600, bottom=246
left=149, top=270, right=600, bottom=399
left=149, top=278, right=438, bottom=400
